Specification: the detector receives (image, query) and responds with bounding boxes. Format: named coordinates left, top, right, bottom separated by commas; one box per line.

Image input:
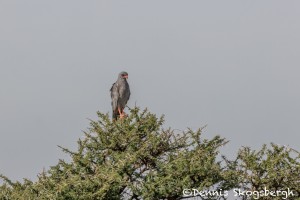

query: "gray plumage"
left=110, top=71, right=130, bottom=120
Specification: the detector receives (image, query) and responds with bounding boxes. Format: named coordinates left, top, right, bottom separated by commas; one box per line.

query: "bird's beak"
left=124, top=75, right=128, bottom=79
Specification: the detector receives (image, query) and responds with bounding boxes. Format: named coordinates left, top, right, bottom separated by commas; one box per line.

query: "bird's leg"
left=118, top=107, right=125, bottom=119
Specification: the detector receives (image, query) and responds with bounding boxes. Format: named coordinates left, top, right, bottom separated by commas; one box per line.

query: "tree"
left=0, top=108, right=228, bottom=200
left=0, top=107, right=299, bottom=200
left=225, top=144, right=300, bottom=200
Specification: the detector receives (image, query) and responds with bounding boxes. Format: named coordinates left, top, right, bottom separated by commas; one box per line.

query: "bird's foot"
left=119, top=112, right=127, bottom=119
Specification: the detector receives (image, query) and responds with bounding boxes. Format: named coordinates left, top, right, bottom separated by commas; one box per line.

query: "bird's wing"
left=125, top=85, right=130, bottom=104
left=110, top=82, right=119, bottom=112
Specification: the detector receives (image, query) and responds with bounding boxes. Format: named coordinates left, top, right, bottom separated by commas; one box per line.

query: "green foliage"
left=226, top=144, right=300, bottom=200
left=0, top=107, right=299, bottom=200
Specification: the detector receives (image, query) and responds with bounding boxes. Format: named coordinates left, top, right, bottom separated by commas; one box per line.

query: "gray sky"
left=0, top=1, right=300, bottom=182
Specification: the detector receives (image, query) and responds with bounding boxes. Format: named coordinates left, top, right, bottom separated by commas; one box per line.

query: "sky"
left=0, top=0, right=300, bottom=183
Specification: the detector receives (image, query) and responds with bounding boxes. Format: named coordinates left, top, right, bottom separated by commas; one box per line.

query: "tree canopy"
left=1, top=108, right=299, bottom=200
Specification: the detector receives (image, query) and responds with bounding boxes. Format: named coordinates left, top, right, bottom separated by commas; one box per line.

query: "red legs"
left=118, top=107, right=126, bottom=119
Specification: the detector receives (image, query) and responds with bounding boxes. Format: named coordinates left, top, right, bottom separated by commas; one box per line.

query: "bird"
left=110, top=71, right=130, bottom=120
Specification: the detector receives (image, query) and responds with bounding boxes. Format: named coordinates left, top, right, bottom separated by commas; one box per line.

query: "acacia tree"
left=0, top=108, right=229, bottom=200
left=0, top=108, right=299, bottom=200
left=225, top=144, right=300, bottom=200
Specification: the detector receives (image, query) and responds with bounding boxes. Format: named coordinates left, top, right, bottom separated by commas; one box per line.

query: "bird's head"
left=119, top=71, right=128, bottom=79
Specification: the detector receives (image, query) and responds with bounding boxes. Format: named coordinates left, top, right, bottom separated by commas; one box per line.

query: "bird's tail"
left=112, top=110, right=119, bottom=120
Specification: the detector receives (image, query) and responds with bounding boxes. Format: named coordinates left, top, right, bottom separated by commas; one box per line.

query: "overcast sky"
left=0, top=1, right=299, bottom=182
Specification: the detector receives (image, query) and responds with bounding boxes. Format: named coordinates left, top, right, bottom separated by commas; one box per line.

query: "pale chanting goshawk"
left=110, top=71, right=130, bottom=120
